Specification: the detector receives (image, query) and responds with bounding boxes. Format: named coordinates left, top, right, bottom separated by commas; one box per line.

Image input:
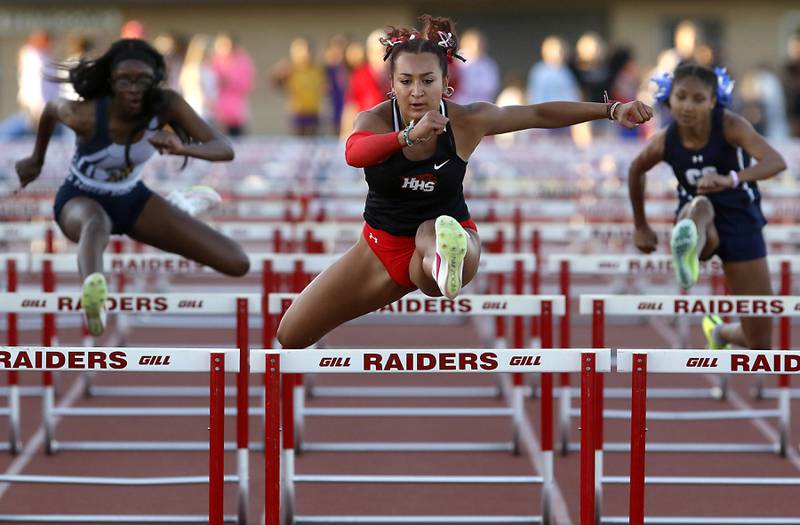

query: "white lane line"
left=501, top=374, right=573, bottom=525
left=0, top=374, right=84, bottom=500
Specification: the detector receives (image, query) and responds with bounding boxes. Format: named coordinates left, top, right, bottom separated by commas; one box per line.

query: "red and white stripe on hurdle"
left=252, top=347, right=611, bottom=525
left=0, top=346, right=237, bottom=525
left=618, top=348, right=800, bottom=525
left=0, top=292, right=258, bottom=525
left=267, top=293, right=564, bottom=455
left=581, top=294, right=799, bottom=525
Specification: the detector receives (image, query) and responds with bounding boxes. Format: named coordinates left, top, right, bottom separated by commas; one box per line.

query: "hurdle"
left=616, top=349, right=800, bottom=525
left=268, top=293, right=563, bottom=454
left=1, top=254, right=30, bottom=453
left=254, top=347, right=610, bottom=525
left=0, top=346, right=237, bottom=524
left=580, top=295, right=796, bottom=525
left=260, top=252, right=539, bottom=398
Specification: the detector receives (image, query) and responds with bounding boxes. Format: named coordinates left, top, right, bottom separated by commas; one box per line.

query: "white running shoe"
left=166, top=185, right=222, bottom=217
left=431, top=216, right=468, bottom=299
left=670, top=218, right=700, bottom=290
left=81, top=272, right=108, bottom=337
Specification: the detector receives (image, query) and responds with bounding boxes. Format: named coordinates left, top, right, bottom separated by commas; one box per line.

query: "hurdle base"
left=50, top=440, right=265, bottom=452
left=295, top=515, right=543, bottom=523
left=602, top=516, right=800, bottom=524
left=300, top=441, right=515, bottom=452
left=567, top=441, right=779, bottom=453
left=0, top=514, right=238, bottom=523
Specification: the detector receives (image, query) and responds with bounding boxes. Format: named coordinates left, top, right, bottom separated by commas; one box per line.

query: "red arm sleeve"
left=345, top=131, right=403, bottom=168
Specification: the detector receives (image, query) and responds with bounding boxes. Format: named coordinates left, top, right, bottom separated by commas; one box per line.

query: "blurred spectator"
left=179, top=34, right=218, bottom=121
left=324, top=34, right=349, bottom=134
left=785, top=32, right=800, bottom=137
left=272, top=37, right=326, bottom=136
left=0, top=30, right=59, bottom=140
left=60, top=33, right=97, bottom=100
left=120, top=20, right=145, bottom=40
left=494, top=71, right=526, bottom=147
left=212, top=33, right=255, bottom=137
left=452, top=29, right=499, bottom=104
left=527, top=36, right=580, bottom=104
left=340, top=29, right=389, bottom=136
left=154, top=32, right=188, bottom=92
left=608, top=47, right=643, bottom=139
left=571, top=31, right=611, bottom=102
left=739, top=64, right=789, bottom=140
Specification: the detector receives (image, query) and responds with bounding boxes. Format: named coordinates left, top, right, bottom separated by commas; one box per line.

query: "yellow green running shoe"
left=81, top=272, right=108, bottom=337
left=702, top=314, right=729, bottom=350
left=432, top=215, right=468, bottom=299
left=670, top=218, right=699, bottom=290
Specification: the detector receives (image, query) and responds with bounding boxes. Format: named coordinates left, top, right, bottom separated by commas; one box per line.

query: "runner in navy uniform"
left=628, top=63, right=786, bottom=350
left=15, top=39, right=250, bottom=336
left=277, top=15, right=653, bottom=348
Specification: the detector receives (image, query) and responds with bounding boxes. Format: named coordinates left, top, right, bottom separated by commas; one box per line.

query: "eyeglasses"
left=112, top=76, right=155, bottom=91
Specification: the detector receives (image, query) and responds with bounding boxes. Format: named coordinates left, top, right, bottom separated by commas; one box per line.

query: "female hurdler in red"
left=277, top=15, right=653, bottom=348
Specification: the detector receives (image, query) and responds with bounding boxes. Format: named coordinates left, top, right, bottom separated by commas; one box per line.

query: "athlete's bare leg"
left=715, top=257, right=773, bottom=349
left=409, top=219, right=481, bottom=297
left=128, top=193, right=250, bottom=276
left=676, top=195, right=719, bottom=261
left=56, top=197, right=112, bottom=280
left=277, top=236, right=412, bottom=348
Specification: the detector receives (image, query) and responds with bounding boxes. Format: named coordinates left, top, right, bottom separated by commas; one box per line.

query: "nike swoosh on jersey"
left=433, top=160, right=450, bottom=170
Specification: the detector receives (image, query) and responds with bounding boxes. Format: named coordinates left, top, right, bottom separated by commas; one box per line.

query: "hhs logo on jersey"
left=401, top=173, right=437, bottom=192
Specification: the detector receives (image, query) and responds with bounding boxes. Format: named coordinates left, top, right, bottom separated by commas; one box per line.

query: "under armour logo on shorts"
left=369, top=232, right=378, bottom=244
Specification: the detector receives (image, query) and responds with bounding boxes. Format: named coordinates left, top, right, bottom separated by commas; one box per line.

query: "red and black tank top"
left=363, top=99, right=470, bottom=236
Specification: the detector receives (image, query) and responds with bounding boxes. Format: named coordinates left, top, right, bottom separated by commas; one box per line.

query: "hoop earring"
left=444, top=86, right=455, bottom=98
left=386, top=90, right=396, bottom=100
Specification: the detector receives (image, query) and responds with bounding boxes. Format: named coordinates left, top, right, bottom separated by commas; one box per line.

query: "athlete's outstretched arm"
left=469, top=100, right=653, bottom=136
left=15, top=99, right=86, bottom=189
left=151, top=90, right=234, bottom=161
left=628, top=131, right=666, bottom=253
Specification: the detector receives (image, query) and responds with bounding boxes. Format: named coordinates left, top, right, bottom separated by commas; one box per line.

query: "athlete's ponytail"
left=381, top=15, right=464, bottom=77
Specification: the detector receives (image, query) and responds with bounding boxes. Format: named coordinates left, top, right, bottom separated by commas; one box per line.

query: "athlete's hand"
left=15, top=156, right=43, bottom=190
left=633, top=224, right=658, bottom=253
left=148, top=130, right=186, bottom=156
left=697, top=173, right=732, bottom=194
left=615, top=101, right=653, bottom=129
left=408, top=110, right=449, bottom=144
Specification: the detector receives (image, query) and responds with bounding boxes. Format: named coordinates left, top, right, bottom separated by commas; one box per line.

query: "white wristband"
left=729, top=170, right=740, bottom=188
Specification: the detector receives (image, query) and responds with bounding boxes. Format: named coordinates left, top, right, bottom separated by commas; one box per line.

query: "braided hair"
left=57, top=39, right=189, bottom=167
left=380, top=15, right=465, bottom=78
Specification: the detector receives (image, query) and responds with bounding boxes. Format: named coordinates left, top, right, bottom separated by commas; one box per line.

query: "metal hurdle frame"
left=1, top=254, right=30, bottom=453
left=551, top=257, right=797, bottom=454
left=0, top=292, right=258, bottom=525
left=617, top=349, right=800, bottom=525
left=267, top=293, right=564, bottom=455
left=0, top=346, right=237, bottom=524
left=254, top=347, right=611, bottom=525
left=259, top=252, right=539, bottom=399
left=580, top=294, right=798, bottom=525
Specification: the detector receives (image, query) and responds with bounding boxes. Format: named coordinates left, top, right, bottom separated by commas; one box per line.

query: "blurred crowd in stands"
left=2, top=18, right=800, bottom=141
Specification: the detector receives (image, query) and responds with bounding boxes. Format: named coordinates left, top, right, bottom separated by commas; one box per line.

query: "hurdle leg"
left=209, top=353, right=225, bottom=525
left=580, top=353, right=596, bottom=525
left=43, top=381, right=56, bottom=454
left=558, top=383, right=571, bottom=455
left=540, top=372, right=554, bottom=525
left=282, top=373, right=296, bottom=525
left=236, top=298, right=250, bottom=525
left=265, top=354, right=281, bottom=525
left=294, top=376, right=305, bottom=453
left=779, top=375, right=790, bottom=457
left=511, top=376, right=523, bottom=456
left=8, top=381, right=21, bottom=454
left=629, top=354, right=647, bottom=525
left=81, top=325, right=95, bottom=397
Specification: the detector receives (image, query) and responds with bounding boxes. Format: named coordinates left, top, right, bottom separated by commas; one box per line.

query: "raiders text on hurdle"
left=268, top=292, right=562, bottom=455
left=252, top=347, right=611, bottom=525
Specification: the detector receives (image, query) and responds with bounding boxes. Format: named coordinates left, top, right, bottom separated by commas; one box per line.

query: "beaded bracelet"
left=402, top=120, right=423, bottom=147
